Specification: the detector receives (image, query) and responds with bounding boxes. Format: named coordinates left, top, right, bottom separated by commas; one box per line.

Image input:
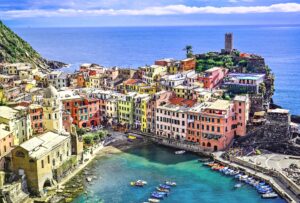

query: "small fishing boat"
left=153, top=191, right=168, bottom=196
left=175, top=150, right=186, bottom=155
left=235, top=174, right=242, bottom=179
left=159, top=184, right=171, bottom=189
left=165, top=181, right=177, bottom=186
left=234, top=183, right=243, bottom=188
left=151, top=192, right=164, bottom=199
left=148, top=198, right=160, bottom=203
left=130, top=180, right=147, bottom=187
left=156, top=187, right=169, bottom=192
left=261, top=192, right=278, bottom=199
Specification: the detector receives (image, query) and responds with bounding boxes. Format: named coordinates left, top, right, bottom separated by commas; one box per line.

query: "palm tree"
left=183, top=45, right=193, bottom=58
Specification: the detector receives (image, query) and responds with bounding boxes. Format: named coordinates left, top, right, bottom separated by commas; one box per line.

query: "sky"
left=1, top=0, right=300, bottom=27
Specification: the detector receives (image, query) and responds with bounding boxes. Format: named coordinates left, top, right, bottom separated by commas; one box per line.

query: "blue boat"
left=153, top=191, right=168, bottom=196
left=159, top=184, right=171, bottom=189
left=151, top=192, right=164, bottom=199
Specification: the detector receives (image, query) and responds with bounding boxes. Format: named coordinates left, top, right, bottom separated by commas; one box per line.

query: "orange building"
left=180, top=58, right=196, bottom=71
left=62, top=97, right=100, bottom=128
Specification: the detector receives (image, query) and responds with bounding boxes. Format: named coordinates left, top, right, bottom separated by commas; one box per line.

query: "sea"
left=71, top=144, right=285, bottom=203
left=13, top=25, right=300, bottom=115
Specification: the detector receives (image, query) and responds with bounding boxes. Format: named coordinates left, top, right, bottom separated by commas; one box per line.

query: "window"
left=48, top=155, right=50, bottom=164
left=41, top=160, right=44, bottom=168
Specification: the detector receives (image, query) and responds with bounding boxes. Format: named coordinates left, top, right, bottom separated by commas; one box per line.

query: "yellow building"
left=133, top=93, right=150, bottom=132
left=141, top=65, right=167, bottom=84
left=11, top=132, right=72, bottom=195
left=43, top=86, right=64, bottom=133
left=117, top=92, right=136, bottom=127
left=0, top=106, right=32, bottom=145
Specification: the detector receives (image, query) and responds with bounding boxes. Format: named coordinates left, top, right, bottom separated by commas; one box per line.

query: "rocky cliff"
left=0, top=21, right=67, bottom=73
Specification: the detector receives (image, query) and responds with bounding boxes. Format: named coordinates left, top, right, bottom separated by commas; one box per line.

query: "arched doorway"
left=202, top=142, right=205, bottom=147
left=214, top=145, right=218, bottom=151
left=207, top=142, right=211, bottom=147
left=82, top=122, right=87, bottom=128
left=43, top=179, right=52, bottom=188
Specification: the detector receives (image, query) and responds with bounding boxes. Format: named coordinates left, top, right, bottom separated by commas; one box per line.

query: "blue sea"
left=13, top=26, right=300, bottom=114
left=72, top=144, right=285, bottom=203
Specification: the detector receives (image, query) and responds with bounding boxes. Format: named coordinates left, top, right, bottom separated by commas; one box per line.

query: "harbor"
left=70, top=143, right=286, bottom=203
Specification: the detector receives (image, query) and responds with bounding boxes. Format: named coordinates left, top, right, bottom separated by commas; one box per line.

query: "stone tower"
left=225, top=33, right=233, bottom=53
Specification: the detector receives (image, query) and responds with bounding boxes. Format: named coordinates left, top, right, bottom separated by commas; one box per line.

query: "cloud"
left=1, top=3, right=300, bottom=19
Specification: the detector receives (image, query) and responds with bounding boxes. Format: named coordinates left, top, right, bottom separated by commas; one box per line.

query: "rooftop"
left=169, top=97, right=196, bottom=107
left=20, top=131, right=69, bottom=159
left=207, top=99, right=231, bottom=111
left=0, top=106, right=18, bottom=120
left=267, top=108, right=290, bottom=114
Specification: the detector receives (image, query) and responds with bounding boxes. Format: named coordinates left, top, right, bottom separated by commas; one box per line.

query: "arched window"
left=207, top=142, right=211, bottom=147
left=16, top=151, right=25, bottom=158
left=202, top=142, right=205, bottom=146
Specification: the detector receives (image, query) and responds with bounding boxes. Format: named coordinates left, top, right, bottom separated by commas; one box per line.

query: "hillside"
left=0, top=21, right=66, bottom=73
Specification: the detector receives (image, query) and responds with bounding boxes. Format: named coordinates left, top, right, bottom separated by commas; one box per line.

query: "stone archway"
left=43, top=179, right=52, bottom=188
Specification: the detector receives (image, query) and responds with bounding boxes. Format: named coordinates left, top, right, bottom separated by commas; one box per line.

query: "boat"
left=234, top=183, right=243, bottom=188
left=165, top=181, right=177, bottom=186
left=159, top=184, right=171, bottom=189
left=151, top=193, right=164, bottom=199
left=235, top=174, right=242, bottom=179
left=156, top=187, right=170, bottom=192
left=153, top=191, right=168, bottom=196
left=262, top=192, right=278, bottom=199
left=130, top=180, right=147, bottom=187
left=175, top=150, right=186, bottom=155
left=148, top=198, right=160, bottom=203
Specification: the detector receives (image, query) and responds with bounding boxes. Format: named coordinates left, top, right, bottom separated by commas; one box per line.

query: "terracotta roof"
left=169, top=97, right=196, bottom=107
left=124, top=79, right=142, bottom=85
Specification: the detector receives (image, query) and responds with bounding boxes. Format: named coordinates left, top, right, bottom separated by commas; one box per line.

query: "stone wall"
left=234, top=109, right=300, bottom=155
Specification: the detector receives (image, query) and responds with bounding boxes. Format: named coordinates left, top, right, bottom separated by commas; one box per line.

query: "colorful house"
left=198, top=67, right=228, bottom=90
left=0, top=124, right=14, bottom=170
left=0, top=106, right=32, bottom=145
left=29, top=104, right=44, bottom=135
left=141, top=65, right=167, bottom=84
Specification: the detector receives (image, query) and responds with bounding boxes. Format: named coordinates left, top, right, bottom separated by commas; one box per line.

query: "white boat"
left=148, top=198, right=160, bottom=203
left=234, top=183, right=243, bottom=188
left=262, top=192, right=278, bottom=199
left=175, top=150, right=186, bottom=155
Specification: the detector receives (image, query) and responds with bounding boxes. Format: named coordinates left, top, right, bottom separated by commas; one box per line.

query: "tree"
left=183, top=45, right=193, bottom=58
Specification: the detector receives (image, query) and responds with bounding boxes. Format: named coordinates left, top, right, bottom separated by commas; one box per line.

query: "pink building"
left=146, top=91, right=174, bottom=133
left=198, top=67, right=228, bottom=89
left=156, top=97, right=196, bottom=140
left=0, top=124, right=14, bottom=170
left=29, top=104, right=44, bottom=135
left=186, top=95, right=249, bottom=151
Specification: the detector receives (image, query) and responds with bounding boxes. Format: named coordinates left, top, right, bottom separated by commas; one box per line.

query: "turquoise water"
left=72, top=144, right=285, bottom=203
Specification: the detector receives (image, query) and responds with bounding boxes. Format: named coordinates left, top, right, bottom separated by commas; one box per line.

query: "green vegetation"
left=196, top=53, right=234, bottom=72
left=83, top=131, right=107, bottom=145
left=0, top=21, right=50, bottom=72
